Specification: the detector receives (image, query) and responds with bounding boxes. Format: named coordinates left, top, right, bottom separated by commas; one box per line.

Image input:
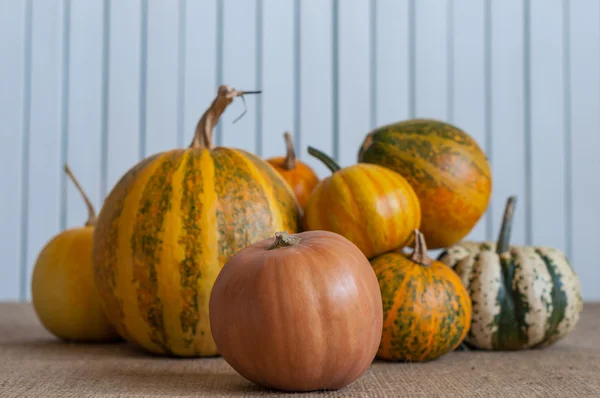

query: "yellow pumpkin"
left=303, top=147, right=421, bottom=259
left=31, top=165, right=119, bottom=342
left=93, top=85, right=300, bottom=357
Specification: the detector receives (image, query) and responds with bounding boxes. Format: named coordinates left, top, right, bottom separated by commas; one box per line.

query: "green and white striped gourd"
left=439, top=196, right=583, bottom=350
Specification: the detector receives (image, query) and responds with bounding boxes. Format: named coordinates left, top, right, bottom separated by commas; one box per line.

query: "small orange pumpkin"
left=303, top=147, right=421, bottom=259
left=209, top=230, right=383, bottom=392
left=371, top=230, right=472, bottom=361
left=267, top=132, right=319, bottom=209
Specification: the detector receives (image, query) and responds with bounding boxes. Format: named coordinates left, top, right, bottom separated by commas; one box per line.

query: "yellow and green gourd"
left=358, top=119, right=492, bottom=250
left=371, top=230, right=472, bottom=361
left=92, top=85, right=300, bottom=357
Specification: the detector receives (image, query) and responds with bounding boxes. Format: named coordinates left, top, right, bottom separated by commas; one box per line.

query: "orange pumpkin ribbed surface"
left=209, top=230, right=383, bottom=392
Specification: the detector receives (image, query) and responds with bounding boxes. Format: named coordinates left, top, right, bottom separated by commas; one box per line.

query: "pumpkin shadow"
left=95, top=366, right=353, bottom=396
left=95, top=367, right=266, bottom=396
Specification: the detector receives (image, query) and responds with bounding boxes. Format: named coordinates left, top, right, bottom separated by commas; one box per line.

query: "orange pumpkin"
left=303, top=147, right=421, bottom=259
left=371, top=230, right=472, bottom=361
left=358, top=119, right=492, bottom=249
left=267, top=132, right=319, bottom=209
left=209, top=230, right=383, bottom=392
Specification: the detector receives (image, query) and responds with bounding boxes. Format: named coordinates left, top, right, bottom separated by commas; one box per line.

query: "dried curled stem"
left=190, top=85, right=261, bottom=150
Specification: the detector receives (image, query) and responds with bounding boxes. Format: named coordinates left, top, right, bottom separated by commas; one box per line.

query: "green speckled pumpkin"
left=371, top=230, right=472, bottom=362
left=358, top=119, right=492, bottom=249
left=92, top=86, right=299, bottom=357
left=438, top=197, right=583, bottom=350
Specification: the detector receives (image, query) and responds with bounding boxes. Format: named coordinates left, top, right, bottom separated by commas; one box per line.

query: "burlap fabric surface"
left=1, top=303, right=599, bottom=397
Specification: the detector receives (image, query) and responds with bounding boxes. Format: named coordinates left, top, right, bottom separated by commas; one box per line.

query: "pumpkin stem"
left=307, top=146, right=341, bottom=173
left=190, top=85, right=261, bottom=150
left=282, top=131, right=296, bottom=170
left=409, top=230, right=432, bottom=267
left=267, top=231, right=300, bottom=250
left=64, top=164, right=97, bottom=226
left=496, top=196, right=517, bottom=255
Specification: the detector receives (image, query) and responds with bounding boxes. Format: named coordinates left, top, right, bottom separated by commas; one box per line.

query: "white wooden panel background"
left=1, top=0, right=598, bottom=301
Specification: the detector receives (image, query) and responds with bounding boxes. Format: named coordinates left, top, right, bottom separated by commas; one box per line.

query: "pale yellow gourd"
left=31, top=165, right=119, bottom=342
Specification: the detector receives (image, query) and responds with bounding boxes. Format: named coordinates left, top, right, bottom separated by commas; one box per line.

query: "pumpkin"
left=92, top=85, right=300, bottom=357
left=438, top=197, right=583, bottom=350
left=303, top=146, right=421, bottom=259
left=371, top=230, right=472, bottom=361
left=31, top=165, right=119, bottom=342
left=209, top=230, right=383, bottom=392
left=358, top=119, right=492, bottom=249
left=266, top=131, right=319, bottom=209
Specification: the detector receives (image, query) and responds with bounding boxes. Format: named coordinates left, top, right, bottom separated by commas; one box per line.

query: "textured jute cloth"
left=1, top=303, right=599, bottom=397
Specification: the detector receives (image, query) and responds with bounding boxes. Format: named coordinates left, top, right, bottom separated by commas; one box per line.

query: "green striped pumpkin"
left=439, top=197, right=583, bottom=350
left=372, top=230, right=472, bottom=361
left=92, top=86, right=300, bottom=357
left=358, top=119, right=492, bottom=250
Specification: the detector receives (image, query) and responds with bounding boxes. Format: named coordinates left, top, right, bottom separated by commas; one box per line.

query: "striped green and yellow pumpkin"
left=358, top=119, right=492, bottom=250
left=92, top=85, right=300, bottom=357
left=371, top=230, right=472, bottom=361
left=438, top=197, right=583, bottom=350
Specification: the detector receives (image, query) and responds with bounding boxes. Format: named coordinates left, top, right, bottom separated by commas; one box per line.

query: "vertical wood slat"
left=529, top=0, right=567, bottom=252
left=374, top=0, right=410, bottom=127
left=20, top=0, right=33, bottom=300
left=106, top=0, right=142, bottom=191
left=298, top=0, right=334, bottom=177
left=139, top=0, right=148, bottom=159
left=59, top=0, right=71, bottom=232
left=569, top=0, right=600, bottom=300
left=451, top=0, right=488, bottom=242
left=414, top=0, right=449, bottom=120
left=0, top=1, right=28, bottom=300
left=337, top=0, right=371, bottom=168
left=176, top=0, right=185, bottom=148
left=182, top=0, right=217, bottom=147
left=220, top=0, right=258, bottom=151
left=260, top=0, right=294, bottom=159
left=489, top=0, right=527, bottom=247
left=331, top=0, right=339, bottom=163
left=255, top=0, right=263, bottom=156
left=144, top=1, right=179, bottom=157
left=66, top=0, right=104, bottom=229
left=24, top=0, right=67, bottom=300
left=100, top=0, right=110, bottom=199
